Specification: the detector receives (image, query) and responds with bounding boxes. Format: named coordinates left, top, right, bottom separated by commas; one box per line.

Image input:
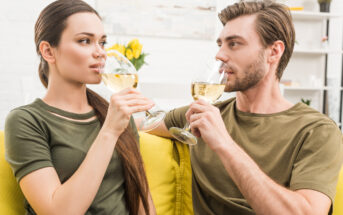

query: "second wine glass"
left=169, top=60, right=228, bottom=145
left=102, top=49, right=166, bottom=131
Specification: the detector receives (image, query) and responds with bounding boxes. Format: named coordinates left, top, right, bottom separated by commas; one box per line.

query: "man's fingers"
left=186, top=102, right=209, bottom=120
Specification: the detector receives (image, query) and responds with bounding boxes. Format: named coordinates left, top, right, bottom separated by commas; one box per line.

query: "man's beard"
left=225, top=50, right=266, bottom=92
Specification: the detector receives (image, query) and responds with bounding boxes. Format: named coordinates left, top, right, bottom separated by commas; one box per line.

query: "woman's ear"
left=39, top=41, right=55, bottom=63
left=267, top=40, right=285, bottom=64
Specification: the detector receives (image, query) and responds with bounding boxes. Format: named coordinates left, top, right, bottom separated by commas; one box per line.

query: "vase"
left=319, top=2, right=330, bottom=12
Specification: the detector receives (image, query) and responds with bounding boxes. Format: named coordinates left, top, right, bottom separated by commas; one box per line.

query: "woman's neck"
left=42, top=74, right=93, bottom=114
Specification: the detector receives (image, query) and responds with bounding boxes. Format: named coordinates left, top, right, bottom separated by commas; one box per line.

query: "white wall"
left=0, top=0, right=342, bottom=130
left=0, top=0, right=55, bottom=129
left=0, top=0, right=222, bottom=130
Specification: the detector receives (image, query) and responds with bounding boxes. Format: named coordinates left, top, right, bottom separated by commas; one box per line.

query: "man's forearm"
left=215, top=140, right=315, bottom=215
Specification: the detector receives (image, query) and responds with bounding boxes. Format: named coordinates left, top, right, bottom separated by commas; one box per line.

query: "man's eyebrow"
left=76, top=32, right=107, bottom=39
left=217, top=35, right=245, bottom=44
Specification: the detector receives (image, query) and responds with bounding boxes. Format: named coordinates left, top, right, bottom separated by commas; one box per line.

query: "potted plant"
left=317, top=0, right=332, bottom=12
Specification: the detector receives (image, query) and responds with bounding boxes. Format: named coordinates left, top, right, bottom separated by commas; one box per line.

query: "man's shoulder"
left=292, top=103, right=337, bottom=127
left=214, top=97, right=236, bottom=110
left=284, top=104, right=342, bottom=141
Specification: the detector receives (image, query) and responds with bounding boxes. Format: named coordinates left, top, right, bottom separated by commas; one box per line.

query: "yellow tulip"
left=117, top=45, right=126, bottom=56
left=106, top=44, right=125, bottom=56
left=129, top=39, right=143, bottom=57
left=126, top=49, right=134, bottom=60
left=133, top=49, right=140, bottom=59
left=133, top=44, right=142, bottom=58
left=128, top=39, right=139, bottom=47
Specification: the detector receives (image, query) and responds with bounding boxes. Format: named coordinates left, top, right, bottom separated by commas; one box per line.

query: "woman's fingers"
left=117, top=87, right=140, bottom=95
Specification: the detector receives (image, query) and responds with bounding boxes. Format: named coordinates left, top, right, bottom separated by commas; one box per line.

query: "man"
left=150, top=0, right=343, bottom=214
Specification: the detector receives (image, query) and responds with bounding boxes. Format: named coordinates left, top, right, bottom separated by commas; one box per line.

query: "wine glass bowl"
left=102, top=50, right=138, bottom=92
left=102, top=49, right=166, bottom=131
left=169, top=60, right=227, bottom=145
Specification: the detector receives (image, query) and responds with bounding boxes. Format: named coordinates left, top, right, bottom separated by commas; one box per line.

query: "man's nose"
left=215, top=47, right=229, bottom=63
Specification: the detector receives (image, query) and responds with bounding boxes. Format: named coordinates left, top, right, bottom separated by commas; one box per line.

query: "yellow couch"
left=0, top=131, right=193, bottom=215
left=1, top=130, right=343, bottom=214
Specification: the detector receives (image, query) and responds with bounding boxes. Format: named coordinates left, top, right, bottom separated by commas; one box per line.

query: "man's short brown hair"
left=219, top=0, right=295, bottom=80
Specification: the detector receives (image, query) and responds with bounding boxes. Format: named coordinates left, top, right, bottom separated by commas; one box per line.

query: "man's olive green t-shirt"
left=164, top=98, right=343, bottom=215
left=4, top=98, right=138, bottom=215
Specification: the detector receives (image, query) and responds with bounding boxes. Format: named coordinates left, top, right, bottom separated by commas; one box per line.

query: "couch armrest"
left=0, top=131, right=25, bottom=215
left=333, top=165, right=343, bottom=215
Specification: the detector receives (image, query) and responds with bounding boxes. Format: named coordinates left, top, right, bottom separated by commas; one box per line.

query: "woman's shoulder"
left=6, top=99, right=44, bottom=128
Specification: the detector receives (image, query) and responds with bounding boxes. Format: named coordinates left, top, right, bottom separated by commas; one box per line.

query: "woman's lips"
left=89, top=63, right=104, bottom=73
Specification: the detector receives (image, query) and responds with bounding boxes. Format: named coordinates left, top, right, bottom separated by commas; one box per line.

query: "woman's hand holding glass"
left=101, top=49, right=166, bottom=131
left=102, top=88, right=154, bottom=137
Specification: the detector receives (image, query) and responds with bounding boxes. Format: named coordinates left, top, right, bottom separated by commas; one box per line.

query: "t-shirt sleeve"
left=290, top=123, right=343, bottom=202
left=164, top=105, right=190, bottom=130
left=4, top=109, right=53, bottom=182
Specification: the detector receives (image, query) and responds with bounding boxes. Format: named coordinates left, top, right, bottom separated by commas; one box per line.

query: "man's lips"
left=220, top=63, right=234, bottom=75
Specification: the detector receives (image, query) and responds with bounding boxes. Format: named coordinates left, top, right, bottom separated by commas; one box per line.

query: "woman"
left=4, top=0, right=156, bottom=214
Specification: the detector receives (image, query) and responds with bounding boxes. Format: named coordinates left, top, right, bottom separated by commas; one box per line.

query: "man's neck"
left=235, top=78, right=293, bottom=114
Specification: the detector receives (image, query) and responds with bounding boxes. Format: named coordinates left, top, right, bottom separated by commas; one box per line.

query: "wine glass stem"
left=183, top=122, right=191, bottom=132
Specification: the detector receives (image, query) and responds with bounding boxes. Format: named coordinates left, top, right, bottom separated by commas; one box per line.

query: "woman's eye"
left=79, top=38, right=90, bottom=44
left=100, top=41, right=107, bottom=47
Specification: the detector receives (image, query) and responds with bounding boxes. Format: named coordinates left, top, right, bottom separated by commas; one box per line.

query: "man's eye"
left=229, top=41, right=239, bottom=47
left=78, top=38, right=90, bottom=44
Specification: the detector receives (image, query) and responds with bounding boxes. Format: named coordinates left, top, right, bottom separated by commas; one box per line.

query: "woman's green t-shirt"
left=4, top=98, right=135, bottom=215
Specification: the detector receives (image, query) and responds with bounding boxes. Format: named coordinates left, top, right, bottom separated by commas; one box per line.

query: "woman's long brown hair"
left=34, top=1, right=150, bottom=214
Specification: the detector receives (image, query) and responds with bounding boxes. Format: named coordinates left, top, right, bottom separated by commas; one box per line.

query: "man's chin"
left=224, top=85, right=236, bottom=93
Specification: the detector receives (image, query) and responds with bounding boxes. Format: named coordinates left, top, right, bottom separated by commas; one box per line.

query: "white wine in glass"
left=169, top=61, right=227, bottom=145
left=192, top=82, right=226, bottom=103
left=102, top=49, right=166, bottom=131
left=102, top=73, right=138, bottom=92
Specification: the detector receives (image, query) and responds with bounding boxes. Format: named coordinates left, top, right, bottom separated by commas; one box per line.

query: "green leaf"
left=130, top=53, right=148, bottom=71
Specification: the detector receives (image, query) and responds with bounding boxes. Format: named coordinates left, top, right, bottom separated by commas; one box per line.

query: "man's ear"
left=39, top=41, right=56, bottom=64
left=267, top=40, right=285, bottom=64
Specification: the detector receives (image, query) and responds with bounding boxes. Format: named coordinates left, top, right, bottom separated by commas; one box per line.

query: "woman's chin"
left=88, top=77, right=102, bottom=85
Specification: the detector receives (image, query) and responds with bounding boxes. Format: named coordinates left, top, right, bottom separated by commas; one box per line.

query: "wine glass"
left=102, top=49, right=166, bottom=131
left=169, top=60, right=228, bottom=145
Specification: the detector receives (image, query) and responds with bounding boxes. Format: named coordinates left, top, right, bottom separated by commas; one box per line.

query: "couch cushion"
left=139, top=132, right=178, bottom=214
left=139, top=132, right=193, bottom=215
left=0, top=131, right=25, bottom=215
left=333, top=165, right=343, bottom=215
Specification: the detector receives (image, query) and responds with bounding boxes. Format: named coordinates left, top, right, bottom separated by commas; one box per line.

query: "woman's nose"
left=94, top=44, right=106, bottom=59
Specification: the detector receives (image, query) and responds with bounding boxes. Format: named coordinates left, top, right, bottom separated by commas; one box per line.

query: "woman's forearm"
left=46, top=129, right=119, bottom=215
